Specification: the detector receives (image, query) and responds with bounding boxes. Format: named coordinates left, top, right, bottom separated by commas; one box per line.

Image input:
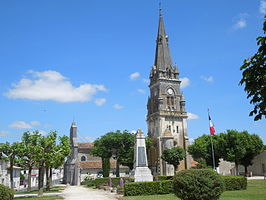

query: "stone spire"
left=154, top=9, right=173, bottom=71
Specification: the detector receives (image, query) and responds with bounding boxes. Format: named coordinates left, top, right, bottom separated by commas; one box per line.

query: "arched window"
left=81, top=156, right=86, bottom=161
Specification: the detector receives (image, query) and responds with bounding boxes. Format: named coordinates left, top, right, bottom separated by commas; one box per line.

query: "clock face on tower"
left=167, top=88, right=174, bottom=95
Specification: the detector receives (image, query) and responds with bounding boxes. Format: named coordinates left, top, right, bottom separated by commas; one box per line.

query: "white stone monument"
left=131, top=129, right=153, bottom=182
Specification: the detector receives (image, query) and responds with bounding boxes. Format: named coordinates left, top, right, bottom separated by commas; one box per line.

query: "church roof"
left=154, top=9, right=173, bottom=71
left=77, top=142, right=94, bottom=149
left=77, top=161, right=128, bottom=169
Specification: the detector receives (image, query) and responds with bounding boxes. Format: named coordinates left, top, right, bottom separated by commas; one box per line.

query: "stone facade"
left=147, top=10, right=190, bottom=176
left=63, top=122, right=130, bottom=184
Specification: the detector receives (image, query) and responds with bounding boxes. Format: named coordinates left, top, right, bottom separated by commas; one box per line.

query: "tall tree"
left=0, top=142, right=21, bottom=189
left=161, top=147, right=185, bottom=173
left=218, top=130, right=249, bottom=175
left=188, top=134, right=221, bottom=168
left=18, top=131, right=40, bottom=192
left=240, top=15, right=266, bottom=121
left=239, top=132, right=264, bottom=175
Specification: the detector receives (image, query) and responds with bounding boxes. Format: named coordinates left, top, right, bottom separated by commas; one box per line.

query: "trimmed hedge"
left=124, top=180, right=173, bottom=196
left=221, top=176, right=247, bottom=190
left=158, top=176, right=173, bottom=180
left=0, top=184, right=13, bottom=200
left=173, top=169, right=225, bottom=200
left=95, top=177, right=134, bottom=188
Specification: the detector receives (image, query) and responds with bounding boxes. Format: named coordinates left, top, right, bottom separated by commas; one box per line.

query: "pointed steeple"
left=154, top=9, right=173, bottom=71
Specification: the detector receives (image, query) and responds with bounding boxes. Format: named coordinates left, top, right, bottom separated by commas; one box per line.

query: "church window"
left=81, top=156, right=86, bottom=161
left=168, top=125, right=171, bottom=131
left=171, top=97, right=174, bottom=105
left=176, top=126, right=179, bottom=133
left=167, top=97, right=170, bottom=105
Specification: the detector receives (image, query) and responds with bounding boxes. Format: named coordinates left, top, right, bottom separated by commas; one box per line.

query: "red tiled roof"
left=78, top=160, right=129, bottom=169
left=191, top=160, right=199, bottom=167
left=78, top=142, right=94, bottom=149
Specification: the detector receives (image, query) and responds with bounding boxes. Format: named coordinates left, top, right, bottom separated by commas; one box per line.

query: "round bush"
left=173, top=169, right=224, bottom=200
left=0, top=184, right=14, bottom=200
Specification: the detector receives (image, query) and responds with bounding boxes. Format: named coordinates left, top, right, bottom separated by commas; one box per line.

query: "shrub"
left=81, top=178, right=96, bottom=187
left=0, top=184, right=14, bottom=200
left=221, top=176, right=247, bottom=190
left=124, top=180, right=173, bottom=196
left=173, top=169, right=224, bottom=200
left=158, top=176, right=173, bottom=180
left=95, top=177, right=134, bottom=188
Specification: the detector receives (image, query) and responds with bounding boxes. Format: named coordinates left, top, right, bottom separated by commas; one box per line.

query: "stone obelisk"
left=131, top=129, right=153, bottom=182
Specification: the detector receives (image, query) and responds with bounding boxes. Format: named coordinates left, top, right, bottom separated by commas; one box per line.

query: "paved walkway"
left=14, top=192, right=62, bottom=198
left=61, top=186, right=119, bottom=200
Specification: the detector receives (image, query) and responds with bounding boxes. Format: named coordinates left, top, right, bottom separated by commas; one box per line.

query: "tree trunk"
left=235, top=163, right=239, bottom=176
left=244, top=165, right=248, bottom=176
left=46, top=166, right=49, bottom=191
left=10, top=158, right=14, bottom=189
left=38, top=165, right=44, bottom=196
left=27, top=167, right=32, bottom=192
left=49, top=168, right=52, bottom=189
left=116, top=159, right=120, bottom=177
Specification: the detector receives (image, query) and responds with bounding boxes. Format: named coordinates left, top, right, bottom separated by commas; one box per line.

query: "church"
left=63, top=9, right=190, bottom=183
left=147, top=9, right=190, bottom=176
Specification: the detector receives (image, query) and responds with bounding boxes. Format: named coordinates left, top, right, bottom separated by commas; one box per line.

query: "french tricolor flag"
left=209, top=114, right=215, bottom=135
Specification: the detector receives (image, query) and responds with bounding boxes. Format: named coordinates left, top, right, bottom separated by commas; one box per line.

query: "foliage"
left=218, top=130, right=263, bottom=175
left=188, top=134, right=221, bottom=167
left=161, top=147, right=185, bottom=171
left=157, top=176, right=173, bottom=180
left=95, top=177, right=134, bottom=188
left=124, top=180, right=173, bottom=196
left=0, top=184, right=14, bottom=200
left=239, top=132, right=264, bottom=174
left=239, top=15, right=266, bottom=121
left=173, top=169, right=224, bottom=200
left=102, top=157, right=110, bottom=177
left=221, top=176, right=247, bottom=191
left=81, top=177, right=96, bottom=187
left=119, top=180, right=266, bottom=200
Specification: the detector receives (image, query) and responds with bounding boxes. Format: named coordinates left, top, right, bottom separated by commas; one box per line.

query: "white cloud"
left=131, top=130, right=137, bottom=134
left=233, top=13, right=248, bottom=30
left=180, top=77, right=190, bottom=89
left=5, top=70, right=106, bottom=103
left=130, top=72, right=140, bottom=80
left=137, top=89, right=145, bottom=93
left=9, top=121, right=32, bottom=129
left=95, top=98, right=106, bottom=106
left=189, top=138, right=195, bottom=144
left=114, top=104, right=123, bottom=109
left=201, top=76, right=214, bottom=82
left=187, top=112, right=199, bottom=120
left=31, top=121, right=40, bottom=126
left=260, top=0, right=266, bottom=14
left=0, top=131, right=9, bottom=136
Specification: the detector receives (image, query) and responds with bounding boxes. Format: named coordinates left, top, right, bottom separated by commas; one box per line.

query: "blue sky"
left=0, top=0, right=265, bottom=144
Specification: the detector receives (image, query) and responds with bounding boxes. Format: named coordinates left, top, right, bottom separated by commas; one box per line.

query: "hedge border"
left=221, top=176, right=247, bottom=190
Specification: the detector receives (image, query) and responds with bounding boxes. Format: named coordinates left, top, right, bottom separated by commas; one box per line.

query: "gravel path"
left=61, top=186, right=120, bottom=200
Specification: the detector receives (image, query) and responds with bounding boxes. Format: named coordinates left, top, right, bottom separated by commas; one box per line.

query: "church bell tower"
left=147, top=9, right=189, bottom=176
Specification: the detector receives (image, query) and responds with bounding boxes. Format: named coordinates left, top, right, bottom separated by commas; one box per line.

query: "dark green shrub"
left=221, top=176, right=247, bottom=190
left=124, top=180, right=173, bottom=196
left=81, top=177, right=96, bottom=187
left=95, top=177, right=134, bottom=188
left=0, top=184, right=14, bottom=200
left=173, top=169, right=224, bottom=200
left=158, top=175, right=173, bottom=180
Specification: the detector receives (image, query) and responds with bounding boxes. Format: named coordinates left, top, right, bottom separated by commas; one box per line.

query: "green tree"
left=240, top=15, right=266, bottom=121
left=0, top=142, right=21, bottom=189
left=17, top=131, right=40, bottom=192
left=239, top=132, right=264, bottom=174
left=188, top=134, right=221, bottom=168
left=161, top=147, right=185, bottom=173
left=218, top=130, right=249, bottom=175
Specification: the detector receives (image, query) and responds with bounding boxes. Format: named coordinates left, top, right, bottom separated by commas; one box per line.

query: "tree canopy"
left=161, top=146, right=185, bottom=172
left=240, top=15, right=266, bottom=121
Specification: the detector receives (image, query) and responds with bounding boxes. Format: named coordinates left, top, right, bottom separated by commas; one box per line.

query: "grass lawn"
left=15, top=195, right=63, bottom=200
left=15, top=186, right=66, bottom=194
left=120, top=180, right=266, bottom=200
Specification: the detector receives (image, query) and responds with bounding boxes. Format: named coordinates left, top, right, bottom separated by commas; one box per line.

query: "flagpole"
left=208, top=109, right=216, bottom=171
